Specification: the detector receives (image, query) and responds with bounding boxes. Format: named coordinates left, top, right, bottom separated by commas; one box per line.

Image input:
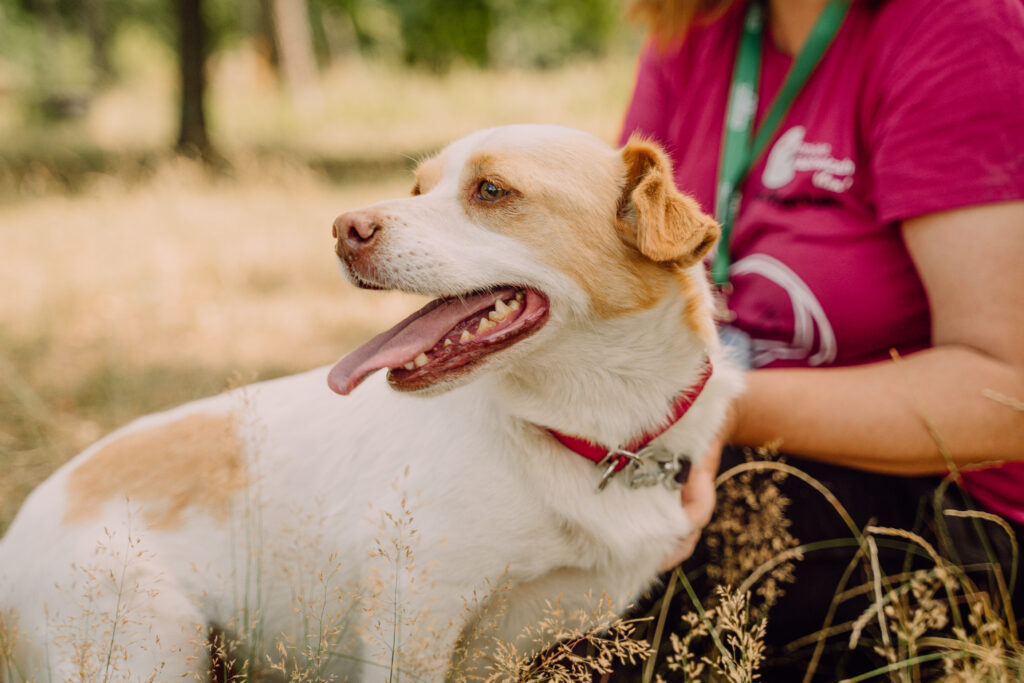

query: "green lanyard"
left=711, top=0, right=850, bottom=287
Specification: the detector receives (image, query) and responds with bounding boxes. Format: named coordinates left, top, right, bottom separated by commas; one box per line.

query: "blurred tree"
left=356, top=0, right=621, bottom=71
left=488, top=0, right=619, bottom=68
left=252, top=0, right=281, bottom=67
left=0, top=0, right=629, bottom=158
left=267, top=0, right=321, bottom=106
left=175, top=0, right=214, bottom=159
left=384, top=0, right=492, bottom=71
left=317, top=0, right=378, bottom=56
left=81, top=0, right=113, bottom=84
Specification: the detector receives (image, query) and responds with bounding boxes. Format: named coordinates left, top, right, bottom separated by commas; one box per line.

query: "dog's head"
left=328, top=125, right=719, bottom=396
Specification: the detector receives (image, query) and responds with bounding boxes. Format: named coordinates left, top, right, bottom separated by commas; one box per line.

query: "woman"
left=620, top=0, right=1024, bottom=676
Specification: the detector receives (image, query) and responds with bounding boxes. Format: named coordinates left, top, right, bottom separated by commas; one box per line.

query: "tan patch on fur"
left=457, top=137, right=722, bottom=320
left=461, top=144, right=672, bottom=319
left=674, top=267, right=716, bottom=346
left=63, top=413, right=246, bottom=529
left=414, top=154, right=446, bottom=195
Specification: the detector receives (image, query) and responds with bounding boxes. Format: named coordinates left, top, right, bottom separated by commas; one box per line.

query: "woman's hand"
left=658, top=454, right=718, bottom=571
left=658, top=408, right=736, bottom=571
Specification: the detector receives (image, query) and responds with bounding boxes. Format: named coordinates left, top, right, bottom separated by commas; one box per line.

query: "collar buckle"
left=595, top=444, right=687, bottom=493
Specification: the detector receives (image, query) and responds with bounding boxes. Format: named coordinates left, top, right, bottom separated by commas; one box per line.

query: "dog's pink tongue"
left=327, top=291, right=503, bottom=395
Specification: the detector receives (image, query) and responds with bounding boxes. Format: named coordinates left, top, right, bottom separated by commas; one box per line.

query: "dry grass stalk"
left=704, top=446, right=800, bottom=615
left=52, top=515, right=169, bottom=683
left=944, top=508, right=1019, bottom=624
left=842, top=524, right=1024, bottom=680
left=657, top=585, right=767, bottom=683
left=481, top=595, right=652, bottom=683
left=1, top=609, right=25, bottom=683
left=981, top=389, right=1024, bottom=413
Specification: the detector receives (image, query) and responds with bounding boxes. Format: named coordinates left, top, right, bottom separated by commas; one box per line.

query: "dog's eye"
left=476, top=181, right=507, bottom=202
left=411, top=183, right=421, bottom=197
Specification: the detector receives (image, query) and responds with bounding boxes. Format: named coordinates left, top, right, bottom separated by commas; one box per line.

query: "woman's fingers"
left=659, top=463, right=717, bottom=571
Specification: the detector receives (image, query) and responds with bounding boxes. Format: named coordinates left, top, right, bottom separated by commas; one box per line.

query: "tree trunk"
left=255, top=0, right=280, bottom=68
left=175, top=0, right=214, bottom=159
left=82, top=0, right=113, bottom=85
left=269, top=0, right=320, bottom=108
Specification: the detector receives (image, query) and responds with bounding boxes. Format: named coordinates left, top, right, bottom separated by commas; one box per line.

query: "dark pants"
left=614, top=448, right=1024, bottom=681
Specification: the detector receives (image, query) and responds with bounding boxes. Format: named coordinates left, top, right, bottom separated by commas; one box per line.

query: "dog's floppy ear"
left=617, top=137, right=720, bottom=267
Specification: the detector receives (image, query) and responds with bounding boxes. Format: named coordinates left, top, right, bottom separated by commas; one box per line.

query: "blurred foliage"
left=487, top=0, right=620, bottom=68
left=382, top=0, right=492, bottom=70
left=352, top=0, right=622, bottom=70
left=0, top=0, right=635, bottom=161
left=0, top=0, right=628, bottom=89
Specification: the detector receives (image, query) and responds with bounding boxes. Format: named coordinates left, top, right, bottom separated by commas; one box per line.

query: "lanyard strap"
left=711, top=0, right=850, bottom=287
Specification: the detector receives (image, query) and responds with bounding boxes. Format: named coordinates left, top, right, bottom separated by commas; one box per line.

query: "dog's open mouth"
left=328, top=287, right=550, bottom=395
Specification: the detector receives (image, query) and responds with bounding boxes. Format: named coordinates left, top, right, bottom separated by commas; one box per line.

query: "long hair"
left=627, top=0, right=737, bottom=46
left=629, top=0, right=880, bottom=46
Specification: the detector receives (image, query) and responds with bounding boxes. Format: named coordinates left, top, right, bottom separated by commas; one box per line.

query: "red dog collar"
left=548, top=360, right=713, bottom=491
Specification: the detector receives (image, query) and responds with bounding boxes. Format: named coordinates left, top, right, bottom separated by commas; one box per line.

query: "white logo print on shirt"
left=729, top=254, right=838, bottom=368
left=762, top=126, right=855, bottom=193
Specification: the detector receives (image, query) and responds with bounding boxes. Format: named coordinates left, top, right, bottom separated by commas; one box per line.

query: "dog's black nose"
left=334, top=210, right=382, bottom=258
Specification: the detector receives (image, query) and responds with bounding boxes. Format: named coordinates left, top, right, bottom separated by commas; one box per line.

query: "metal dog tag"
left=596, top=445, right=692, bottom=492
left=625, top=445, right=673, bottom=489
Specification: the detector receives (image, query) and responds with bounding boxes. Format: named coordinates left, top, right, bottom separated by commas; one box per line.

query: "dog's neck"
left=491, top=293, right=715, bottom=450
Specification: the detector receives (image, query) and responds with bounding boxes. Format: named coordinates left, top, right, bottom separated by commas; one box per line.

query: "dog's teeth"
left=507, top=299, right=521, bottom=311
left=460, top=330, right=474, bottom=343
left=515, top=292, right=524, bottom=302
left=403, top=362, right=415, bottom=370
left=414, top=352, right=429, bottom=367
left=489, top=299, right=512, bottom=322
left=477, top=318, right=496, bottom=333
left=443, top=338, right=453, bottom=347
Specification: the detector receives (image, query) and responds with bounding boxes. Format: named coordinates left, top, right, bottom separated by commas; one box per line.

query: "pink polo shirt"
left=621, top=0, right=1024, bottom=521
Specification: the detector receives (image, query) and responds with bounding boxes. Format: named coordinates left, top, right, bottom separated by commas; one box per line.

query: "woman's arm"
left=661, top=201, right=1024, bottom=568
left=729, top=201, right=1024, bottom=475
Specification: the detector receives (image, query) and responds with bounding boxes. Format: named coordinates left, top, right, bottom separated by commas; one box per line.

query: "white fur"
left=0, top=125, right=741, bottom=682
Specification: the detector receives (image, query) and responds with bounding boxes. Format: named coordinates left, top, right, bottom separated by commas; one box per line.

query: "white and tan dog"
left=0, top=125, right=740, bottom=681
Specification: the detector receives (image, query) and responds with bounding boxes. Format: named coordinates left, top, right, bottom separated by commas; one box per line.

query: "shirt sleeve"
left=866, top=0, right=1024, bottom=224
left=619, top=43, right=676, bottom=148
